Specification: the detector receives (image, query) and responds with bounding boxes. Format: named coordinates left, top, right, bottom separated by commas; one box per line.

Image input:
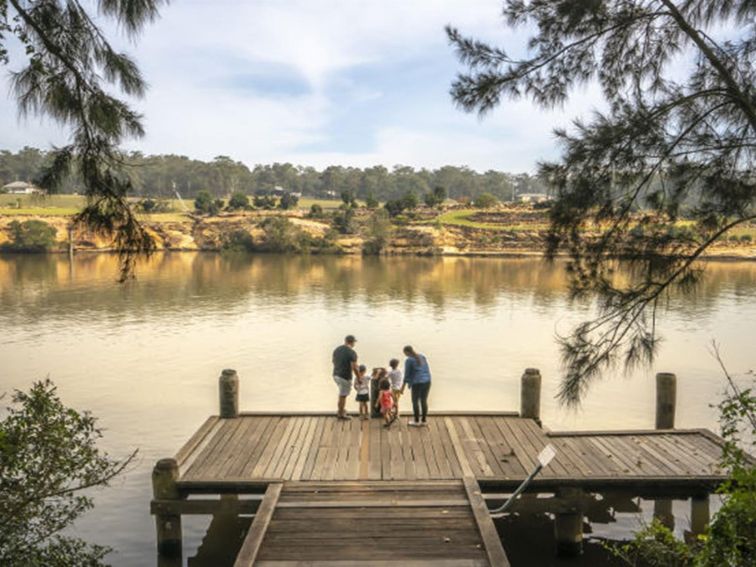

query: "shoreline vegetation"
left=1, top=202, right=754, bottom=260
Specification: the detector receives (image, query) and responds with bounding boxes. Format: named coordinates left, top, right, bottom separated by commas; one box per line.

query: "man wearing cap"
left=332, top=335, right=359, bottom=420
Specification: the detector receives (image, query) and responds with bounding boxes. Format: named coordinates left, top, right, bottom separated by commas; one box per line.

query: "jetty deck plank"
left=247, top=479, right=505, bottom=565
left=176, top=413, right=726, bottom=489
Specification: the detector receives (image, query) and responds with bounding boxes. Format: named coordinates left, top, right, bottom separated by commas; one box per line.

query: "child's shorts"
left=356, top=393, right=370, bottom=402
left=392, top=389, right=402, bottom=401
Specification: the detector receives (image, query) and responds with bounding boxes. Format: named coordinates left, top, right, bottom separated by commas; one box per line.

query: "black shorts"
left=355, top=393, right=369, bottom=402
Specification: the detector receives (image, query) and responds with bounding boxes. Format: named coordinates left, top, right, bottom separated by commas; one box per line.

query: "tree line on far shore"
left=0, top=147, right=549, bottom=202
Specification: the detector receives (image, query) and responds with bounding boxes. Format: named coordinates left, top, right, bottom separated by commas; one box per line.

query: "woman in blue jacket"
left=403, top=345, right=431, bottom=426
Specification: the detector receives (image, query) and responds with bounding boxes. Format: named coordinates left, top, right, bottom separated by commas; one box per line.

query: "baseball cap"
left=345, top=334, right=357, bottom=343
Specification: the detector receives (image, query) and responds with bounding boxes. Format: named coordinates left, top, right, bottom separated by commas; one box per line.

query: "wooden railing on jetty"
left=150, top=369, right=746, bottom=566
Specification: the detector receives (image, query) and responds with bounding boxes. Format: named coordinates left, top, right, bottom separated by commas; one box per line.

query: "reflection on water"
left=0, top=253, right=754, bottom=566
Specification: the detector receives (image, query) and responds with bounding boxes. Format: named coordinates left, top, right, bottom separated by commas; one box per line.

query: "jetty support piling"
left=554, top=487, right=584, bottom=557
left=219, top=369, right=239, bottom=418
left=690, top=495, right=710, bottom=535
left=653, top=498, right=675, bottom=530
left=520, top=368, right=542, bottom=425
left=655, top=372, right=677, bottom=429
left=152, top=458, right=182, bottom=557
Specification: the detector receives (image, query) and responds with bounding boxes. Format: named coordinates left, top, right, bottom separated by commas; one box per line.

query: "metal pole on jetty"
left=219, top=368, right=239, bottom=418
left=520, top=368, right=542, bottom=425
left=655, top=372, right=677, bottom=429
left=152, top=458, right=182, bottom=557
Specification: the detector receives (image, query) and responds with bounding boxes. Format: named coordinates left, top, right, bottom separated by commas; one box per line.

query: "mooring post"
left=152, top=458, right=182, bottom=557
left=554, top=488, right=583, bottom=557
left=690, top=495, right=710, bottom=535
left=653, top=498, right=675, bottom=530
left=520, top=368, right=542, bottom=425
left=219, top=368, right=239, bottom=418
left=655, top=372, right=677, bottom=429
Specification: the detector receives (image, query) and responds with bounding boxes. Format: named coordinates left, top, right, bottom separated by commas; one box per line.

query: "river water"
left=1, top=253, right=754, bottom=566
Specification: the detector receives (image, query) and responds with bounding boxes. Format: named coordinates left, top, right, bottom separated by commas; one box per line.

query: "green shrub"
left=332, top=207, right=356, bottom=234
left=424, top=186, right=447, bottom=208
left=194, top=190, right=220, bottom=215
left=400, top=191, right=418, bottom=211
left=260, top=217, right=303, bottom=252
left=253, top=195, right=277, bottom=210
left=279, top=192, right=299, bottom=210
left=473, top=192, right=498, bottom=208
left=362, top=209, right=392, bottom=255
left=365, top=193, right=379, bottom=209
left=384, top=199, right=404, bottom=217
left=740, top=234, right=752, bottom=243
left=227, top=192, right=250, bottom=211
left=308, top=204, right=324, bottom=218
left=222, top=229, right=255, bottom=252
left=138, top=198, right=170, bottom=213
left=2, top=220, right=57, bottom=252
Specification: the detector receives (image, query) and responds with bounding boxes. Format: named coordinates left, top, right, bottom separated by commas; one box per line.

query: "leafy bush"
left=253, top=195, right=277, bottom=210
left=138, top=198, right=170, bottom=213
left=279, top=192, right=299, bottom=210
left=0, top=380, right=133, bottom=566
left=194, top=190, right=220, bottom=215
left=400, top=191, right=418, bottom=211
left=222, top=229, right=255, bottom=252
left=227, top=192, right=250, bottom=211
left=340, top=190, right=356, bottom=207
left=333, top=207, right=356, bottom=234
left=2, top=220, right=57, bottom=252
left=362, top=209, right=392, bottom=255
left=384, top=199, right=404, bottom=217
left=365, top=193, right=379, bottom=209
left=473, top=192, right=498, bottom=208
left=740, top=234, right=752, bottom=243
left=260, top=217, right=304, bottom=252
left=424, top=186, right=447, bottom=208
left=308, top=204, right=324, bottom=218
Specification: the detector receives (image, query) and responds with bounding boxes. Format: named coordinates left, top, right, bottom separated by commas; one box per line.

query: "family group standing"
left=331, top=335, right=432, bottom=427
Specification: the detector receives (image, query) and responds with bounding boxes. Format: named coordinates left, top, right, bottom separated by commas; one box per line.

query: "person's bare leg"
left=338, top=395, right=346, bottom=417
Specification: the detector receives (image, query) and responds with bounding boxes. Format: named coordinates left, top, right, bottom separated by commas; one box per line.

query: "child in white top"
left=388, top=358, right=404, bottom=408
left=354, top=364, right=370, bottom=420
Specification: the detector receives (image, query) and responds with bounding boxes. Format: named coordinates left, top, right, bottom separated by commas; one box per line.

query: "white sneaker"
left=408, top=420, right=421, bottom=427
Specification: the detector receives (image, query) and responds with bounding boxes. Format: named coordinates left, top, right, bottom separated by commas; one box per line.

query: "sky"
left=0, top=0, right=606, bottom=173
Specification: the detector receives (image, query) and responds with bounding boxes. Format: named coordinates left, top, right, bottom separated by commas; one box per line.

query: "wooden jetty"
left=151, top=369, right=740, bottom=566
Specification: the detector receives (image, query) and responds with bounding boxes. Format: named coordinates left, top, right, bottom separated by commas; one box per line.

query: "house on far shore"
left=2, top=181, right=45, bottom=195
left=517, top=192, right=552, bottom=204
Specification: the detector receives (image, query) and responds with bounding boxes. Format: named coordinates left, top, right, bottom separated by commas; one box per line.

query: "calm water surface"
left=1, top=253, right=754, bottom=566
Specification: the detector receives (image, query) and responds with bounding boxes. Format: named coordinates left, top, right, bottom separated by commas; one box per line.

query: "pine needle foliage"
left=1, top=0, right=165, bottom=281
left=448, top=1, right=756, bottom=405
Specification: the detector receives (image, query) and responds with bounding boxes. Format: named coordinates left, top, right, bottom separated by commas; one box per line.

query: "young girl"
left=354, top=364, right=370, bottom=420
left=388, top=358, right=404, bottom=409
left=377, top=378, right=396, bottom=428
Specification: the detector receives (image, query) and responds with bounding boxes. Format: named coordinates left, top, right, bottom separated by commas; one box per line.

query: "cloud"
left=0, top=0, right=607, bottom=172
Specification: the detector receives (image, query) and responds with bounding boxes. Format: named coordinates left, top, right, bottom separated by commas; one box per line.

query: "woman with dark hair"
left=403, top=345, right=431, bottom=426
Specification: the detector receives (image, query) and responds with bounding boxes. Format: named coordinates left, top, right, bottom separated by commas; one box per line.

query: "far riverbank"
left=2, top=210, right=755, bottom=260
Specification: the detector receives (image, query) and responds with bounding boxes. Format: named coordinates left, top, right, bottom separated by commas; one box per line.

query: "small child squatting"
left=377, top=378, right=397, bottom=428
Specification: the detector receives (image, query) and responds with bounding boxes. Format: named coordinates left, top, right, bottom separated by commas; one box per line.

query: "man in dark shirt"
left=332, top=335, right=358, bottom=420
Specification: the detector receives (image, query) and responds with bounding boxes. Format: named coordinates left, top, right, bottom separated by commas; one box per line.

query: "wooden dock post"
left=219, top=369, right=239, bottom=418
left=690, top=495, right=710, bottom=535
left=521, top=368, right=542, bottom=424
left=554, top=488, right=583, bottom=557
left=655, top=372, right=677, bottom=429
left=653, top=498, right=675, bottom=530
left=152, top=458, right=182, bottom=557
